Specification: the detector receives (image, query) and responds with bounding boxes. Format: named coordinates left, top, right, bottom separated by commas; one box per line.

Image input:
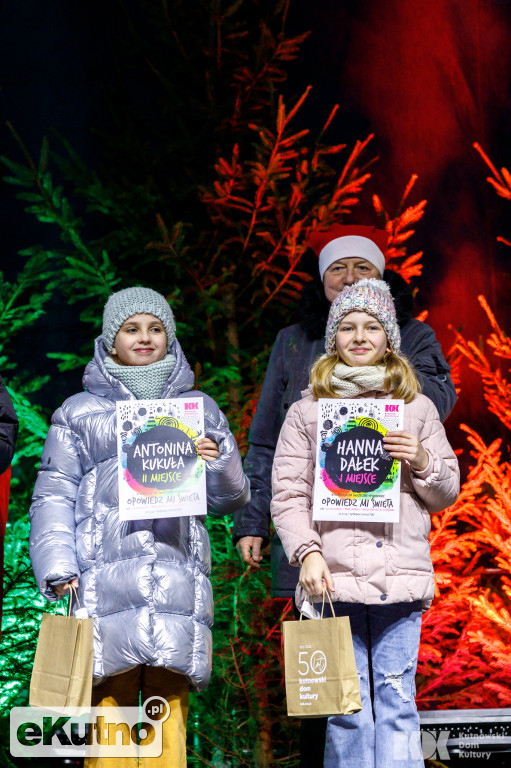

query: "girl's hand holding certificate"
left=383, top=430, right=429, bottom=472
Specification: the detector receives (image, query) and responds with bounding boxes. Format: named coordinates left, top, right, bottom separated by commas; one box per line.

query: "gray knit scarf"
left=104, top=354, right=176, bottom=400
left=330, top=362, right=387, bottom=398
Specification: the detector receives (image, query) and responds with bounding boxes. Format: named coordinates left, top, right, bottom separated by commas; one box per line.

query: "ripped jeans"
left=323, top=601, right=424, bottom=768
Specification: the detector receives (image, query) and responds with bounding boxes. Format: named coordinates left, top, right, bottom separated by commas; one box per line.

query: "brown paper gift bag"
left=283, top=592, right=362, bottom=718
left=29, top=586, right=93, bottom=713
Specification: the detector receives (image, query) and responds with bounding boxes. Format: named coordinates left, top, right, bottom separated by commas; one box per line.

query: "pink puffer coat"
left=271, top=390, right=459, bottom=610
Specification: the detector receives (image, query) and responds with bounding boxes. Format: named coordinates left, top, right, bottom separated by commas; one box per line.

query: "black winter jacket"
left=0, top=375, right=18, bottom=475
left=233, top=307, right=456, bottom=597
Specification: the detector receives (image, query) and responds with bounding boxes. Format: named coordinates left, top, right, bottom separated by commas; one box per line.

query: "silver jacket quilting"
left=29, top=337, right=250, bottom=691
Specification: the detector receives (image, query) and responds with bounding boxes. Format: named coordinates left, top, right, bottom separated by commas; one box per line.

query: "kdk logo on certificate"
left=116, top=398, right=207, bottom=520
left=313, top=398, right=404, bottom=523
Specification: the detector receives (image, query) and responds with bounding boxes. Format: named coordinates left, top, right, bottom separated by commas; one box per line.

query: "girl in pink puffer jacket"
left=271, top=278, right=459, bottom=768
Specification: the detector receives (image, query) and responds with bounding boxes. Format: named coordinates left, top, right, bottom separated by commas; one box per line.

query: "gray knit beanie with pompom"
left=102, top=287, right=176, bottom=352
left=325, top=278, right=400, bottom=355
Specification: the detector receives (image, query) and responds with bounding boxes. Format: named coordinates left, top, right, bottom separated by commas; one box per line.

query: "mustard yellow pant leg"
left=84, top=665, right=189, bottom=768
left=84, top=666, right=141, bottom=768
left=139, top=665, right=189, bottom=768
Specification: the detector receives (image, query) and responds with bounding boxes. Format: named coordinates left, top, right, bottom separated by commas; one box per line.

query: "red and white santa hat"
left=309, top=224, right=387, bottom=281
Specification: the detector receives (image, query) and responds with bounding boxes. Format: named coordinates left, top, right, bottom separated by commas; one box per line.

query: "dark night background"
left=1, top=0, right=511, bottom=442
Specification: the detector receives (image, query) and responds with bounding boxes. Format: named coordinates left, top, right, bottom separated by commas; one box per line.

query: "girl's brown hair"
left=309, top=349, right=420, bottom=402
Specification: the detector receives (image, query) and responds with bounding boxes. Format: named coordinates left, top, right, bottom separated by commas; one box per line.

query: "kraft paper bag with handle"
left=283, top=591, right=362, bottom=718
left=29, top=585, right=94, bottom=714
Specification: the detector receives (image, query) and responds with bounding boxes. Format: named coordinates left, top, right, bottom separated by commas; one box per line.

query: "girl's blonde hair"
left=309, top=349, right=420, bottom=402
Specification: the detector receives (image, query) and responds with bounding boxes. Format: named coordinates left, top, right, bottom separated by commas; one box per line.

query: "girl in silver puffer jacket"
left=29, top=287, right=249, bottom=768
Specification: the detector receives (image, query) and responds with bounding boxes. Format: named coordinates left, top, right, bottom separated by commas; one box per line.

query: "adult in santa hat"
left=232, top=223, right=456, bottom=767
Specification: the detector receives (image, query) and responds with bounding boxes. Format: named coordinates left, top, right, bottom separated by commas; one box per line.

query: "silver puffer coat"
left=29, top=337, right=250, bottom=691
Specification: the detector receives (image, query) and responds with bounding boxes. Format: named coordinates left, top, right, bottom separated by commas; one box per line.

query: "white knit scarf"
left=330, top=362, right=387, bottom=398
